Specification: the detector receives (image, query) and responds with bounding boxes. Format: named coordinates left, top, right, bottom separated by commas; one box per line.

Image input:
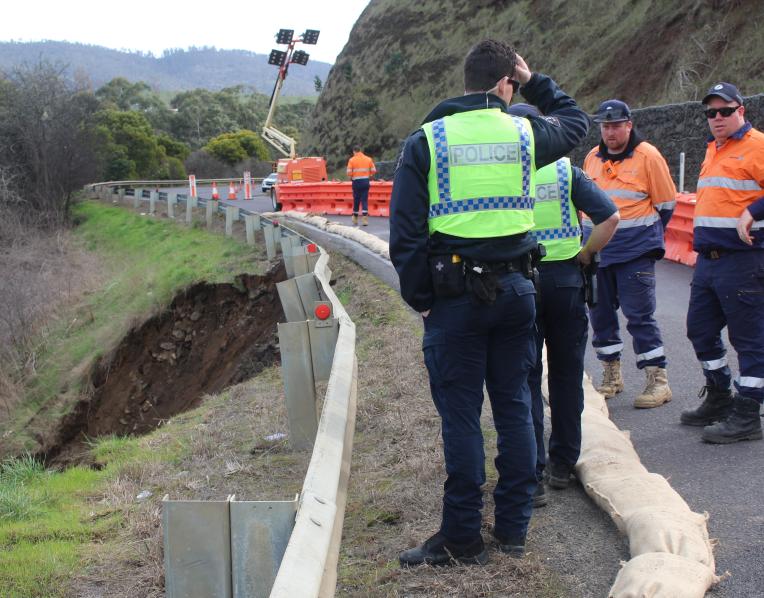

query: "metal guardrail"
left=87, top=182, right=357, bottom=598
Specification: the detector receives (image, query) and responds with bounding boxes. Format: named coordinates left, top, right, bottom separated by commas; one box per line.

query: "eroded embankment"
left=38, top=263, right=286, bottom=465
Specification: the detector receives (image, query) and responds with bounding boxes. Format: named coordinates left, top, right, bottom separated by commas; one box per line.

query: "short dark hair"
left=353, top=145, right=361, bottom=153
left=464, top=40, right=517, bottom=92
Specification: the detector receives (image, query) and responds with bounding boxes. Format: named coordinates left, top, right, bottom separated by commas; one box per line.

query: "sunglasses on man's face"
left=704, top=106, right=740, bottom=119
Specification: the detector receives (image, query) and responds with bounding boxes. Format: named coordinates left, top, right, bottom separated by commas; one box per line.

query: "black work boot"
left=533, top=481, right=547, bottom=508
left=680, top=385, right=733, bottom=426
left=702, top=396, right=763, bottom=444
left=492, top=532, right=526, bottom=558
left=545, top=460, right=574, bottom=489
left=399, top=532, right=488, bottom=567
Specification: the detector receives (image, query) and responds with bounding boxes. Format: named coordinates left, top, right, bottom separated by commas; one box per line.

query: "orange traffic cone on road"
left=228, top=181, right=236, bottom=200
left=211, top=181, right=220, bottom=200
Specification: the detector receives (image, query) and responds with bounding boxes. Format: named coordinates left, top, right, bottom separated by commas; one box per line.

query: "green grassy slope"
left=304, top=0, right=763, bottom=171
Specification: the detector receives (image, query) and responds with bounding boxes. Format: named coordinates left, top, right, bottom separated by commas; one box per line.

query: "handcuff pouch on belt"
left=429, top=254, right=466, bottom=298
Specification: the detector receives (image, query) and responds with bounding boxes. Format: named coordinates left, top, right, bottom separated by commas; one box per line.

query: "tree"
left=203, top=130, right=269, bottom=166
left=314, top=76, right=323, bottom=93
left=0, top=61, right=101, bottom=225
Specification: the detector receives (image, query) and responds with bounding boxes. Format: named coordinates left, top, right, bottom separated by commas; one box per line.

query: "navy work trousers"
left=351, top=178, right=370, bottom=215
left=423, top=271, right=537, bottom=544
left=590, top=255, right=666, bottom=369
left=686, top=250, right=764, bottom=403
left=527, top=259, right=588, bottom=480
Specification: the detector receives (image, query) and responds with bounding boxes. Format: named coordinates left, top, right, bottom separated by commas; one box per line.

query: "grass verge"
left=0, top=197, right=270, bottom=595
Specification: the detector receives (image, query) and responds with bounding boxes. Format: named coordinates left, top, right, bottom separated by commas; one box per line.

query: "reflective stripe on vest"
left=423, top=110, right=536, bottom=238
left=530, top=158, right=581, bottom=260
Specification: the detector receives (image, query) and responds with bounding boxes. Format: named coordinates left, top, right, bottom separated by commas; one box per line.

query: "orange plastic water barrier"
left=664, top=193, right=698, bottom=267
left=275, top=181, right=393, bottom=216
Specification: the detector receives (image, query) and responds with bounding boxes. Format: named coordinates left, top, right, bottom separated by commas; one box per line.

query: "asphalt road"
left=151, top=186, right=762, bottom=595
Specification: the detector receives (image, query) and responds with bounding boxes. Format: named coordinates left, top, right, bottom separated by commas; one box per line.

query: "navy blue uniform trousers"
left=351, top=178, right=370, bottom=215
left=422, top=271, right=537, bottom=544
left=590, top=256, right=666, bottom=369
left=687, top=250, right=764, bottom=403
left=528, top=259, right=588, bottom=480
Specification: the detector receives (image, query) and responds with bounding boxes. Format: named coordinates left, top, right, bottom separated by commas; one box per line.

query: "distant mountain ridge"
left=0, top=41, right=331, bottom=96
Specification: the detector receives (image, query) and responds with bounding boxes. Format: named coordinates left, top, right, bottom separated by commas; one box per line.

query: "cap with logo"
left=702, top=82, right=744, bottom=105
left=592, top=99, right=632, bottom=123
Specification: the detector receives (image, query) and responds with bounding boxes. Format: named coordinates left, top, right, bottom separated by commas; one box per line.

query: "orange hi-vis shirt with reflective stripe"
left=347, top=152, right=377, bottom=180
left=583, top=141, right=676, bottom=266
left=694, top=124, right=764, bottom=252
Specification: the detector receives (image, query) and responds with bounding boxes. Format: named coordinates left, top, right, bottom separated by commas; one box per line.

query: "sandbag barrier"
left=276, top=180, right=393, bottom=216
left=86, top=182, right=357, bottom=598
left=664, top=193, right=698, bottom=267
left=576, top=378, right=724, bottom=597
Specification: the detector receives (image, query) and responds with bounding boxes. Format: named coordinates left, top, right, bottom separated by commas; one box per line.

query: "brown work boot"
left=352, top=214, right=358, bottom=225
left=596, top=360, right=624, bottom=399
left=634, top=366, right=672, bottom=409
left=362, top=215, right=369, bottom=226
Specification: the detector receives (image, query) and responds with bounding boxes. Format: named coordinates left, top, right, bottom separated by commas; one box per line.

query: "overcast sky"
left=0, top=0, right=370, bottom=64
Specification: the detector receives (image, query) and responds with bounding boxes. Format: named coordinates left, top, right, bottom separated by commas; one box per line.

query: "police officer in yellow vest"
left=390, top=40, right=588, bottom=567
left=507, top=104, right=618, bottom=506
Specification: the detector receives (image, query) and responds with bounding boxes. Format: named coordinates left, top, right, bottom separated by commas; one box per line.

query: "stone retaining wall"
left=568, top=93, right=764, bottom=191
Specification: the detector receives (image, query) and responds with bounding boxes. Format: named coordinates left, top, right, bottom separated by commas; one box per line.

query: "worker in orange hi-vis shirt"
left=346, top=145, right=376, bottom=226
left=583, top=99, right=676, bottom=410
left=680, top=82, right=764, bottom=444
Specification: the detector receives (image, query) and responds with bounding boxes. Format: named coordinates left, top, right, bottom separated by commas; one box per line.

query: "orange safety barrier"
left=664, top=192, right=698, bottom=267
left=275, top=181, right=393, bottom=217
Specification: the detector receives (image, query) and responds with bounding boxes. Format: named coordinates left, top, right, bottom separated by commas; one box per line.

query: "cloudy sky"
left=0, top=0, right=370, bottom=63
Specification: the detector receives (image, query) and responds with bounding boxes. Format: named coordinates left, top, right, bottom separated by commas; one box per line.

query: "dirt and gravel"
left=37, top=264, right=286, bottom=466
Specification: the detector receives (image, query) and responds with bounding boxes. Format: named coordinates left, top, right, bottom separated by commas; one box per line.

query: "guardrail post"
left=168, top=193, right=177, bottom=219
left=225, top=206, right=236, bottom=237
left=186, top=197, right=195, bottom=225
left=163, top=496, right=233, bottom=598
left=277, top=321, right=318, bottom=450
left=133, top=188, right=142, bottom=209
left=207, top=200, right=219, bottom=228
left=244, top=214, right=259, bottom=246
left=281, top=235, right=297, bottom=279
left=230, top=498, right=298, bottom=598
left=263, top=223, right=277, bottom=259
left=117, top=188, right=125, bottom=203
left=149, top=190, right=157, bottom=215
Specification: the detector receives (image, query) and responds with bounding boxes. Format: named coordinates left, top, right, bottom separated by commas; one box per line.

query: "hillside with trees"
left=0, top=41, right=330, bottom=96
left=304, top=0, right=761, bottom=171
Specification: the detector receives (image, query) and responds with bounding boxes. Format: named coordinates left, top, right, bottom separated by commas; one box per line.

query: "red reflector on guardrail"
left=307, top=243, right=318, bottom=253
left=315, top=304, right=331, bottom=320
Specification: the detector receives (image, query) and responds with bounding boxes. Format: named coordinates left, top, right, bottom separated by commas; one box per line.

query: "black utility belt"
left=428, top=253, right=536, bottom=302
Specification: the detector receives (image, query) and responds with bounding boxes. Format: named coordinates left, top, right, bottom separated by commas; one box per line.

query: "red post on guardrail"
left=664, top=193, right=698, bottom=267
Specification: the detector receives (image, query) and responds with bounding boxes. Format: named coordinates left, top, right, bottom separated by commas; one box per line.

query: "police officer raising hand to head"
left=390, top=40, right=588, bottom=568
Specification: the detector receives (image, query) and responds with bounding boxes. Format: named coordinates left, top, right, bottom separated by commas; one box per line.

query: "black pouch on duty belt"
left=429, top=254, right=466, bottom=297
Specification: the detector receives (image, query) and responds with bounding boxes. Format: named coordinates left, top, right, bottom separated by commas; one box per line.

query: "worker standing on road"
left=507, top=104, right=619, bottom=503
left=583, top=100, right=676, bottom=409
left=390, top=40, right=588, bottom=567
left=346, top=145, right=376, bottom=226
left=680, top=82, right=764, bottom=444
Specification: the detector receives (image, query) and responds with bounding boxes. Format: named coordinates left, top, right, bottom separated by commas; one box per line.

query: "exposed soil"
left=38, top=262, right=286, bottom=466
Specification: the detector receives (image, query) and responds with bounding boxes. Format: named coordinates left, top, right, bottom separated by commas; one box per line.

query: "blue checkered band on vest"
left=531, top=159, right=581, bottom=242
left=429, top=117, right=533, bottom=218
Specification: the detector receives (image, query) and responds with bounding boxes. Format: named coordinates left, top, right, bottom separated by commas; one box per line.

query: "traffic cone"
left=228, top=181, right=236, bottom=200
left=211, top=181, right=220, bottom=200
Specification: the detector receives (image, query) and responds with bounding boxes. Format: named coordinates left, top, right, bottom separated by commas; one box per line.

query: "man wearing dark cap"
left=507, top=103, right=618, bottom=502
left=680, top=82, right=764, bottom=444
left=583, top=99, right=676, bottom=409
